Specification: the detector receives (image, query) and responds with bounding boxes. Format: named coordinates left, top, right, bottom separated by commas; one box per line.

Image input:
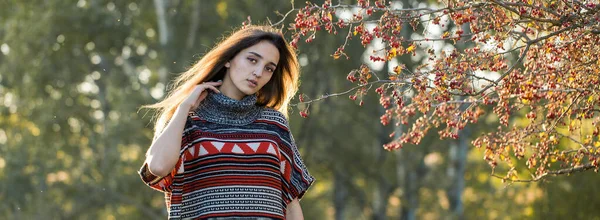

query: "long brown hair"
left=145, top=25, right=300, bottom=136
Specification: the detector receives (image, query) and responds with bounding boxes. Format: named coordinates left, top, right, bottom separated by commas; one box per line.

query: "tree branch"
left=492, top=163, right=597, bottom=182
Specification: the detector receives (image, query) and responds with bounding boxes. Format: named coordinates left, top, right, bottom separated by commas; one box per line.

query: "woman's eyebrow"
left=248, top=52, right=277, bottom=67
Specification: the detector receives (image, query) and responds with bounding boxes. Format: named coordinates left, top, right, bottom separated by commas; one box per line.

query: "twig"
left=272, top=8, right=298, bottom=27
left=547, top=93, right=582, bottom=132
left=473, top=44, right=531, bottom=96
left=291, top=79, right=401, bottom=106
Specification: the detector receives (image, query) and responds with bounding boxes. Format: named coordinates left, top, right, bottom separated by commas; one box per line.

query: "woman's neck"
left=218, top=80, right=246, bottom=100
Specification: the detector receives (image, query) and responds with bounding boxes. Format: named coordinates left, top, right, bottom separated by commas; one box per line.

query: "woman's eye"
left=266, top=67, right=274, bottom=73
left=248, top=58, right=257, bottom=63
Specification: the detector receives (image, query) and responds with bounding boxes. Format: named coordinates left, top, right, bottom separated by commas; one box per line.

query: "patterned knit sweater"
left=139, top=92, right=315, bottom=219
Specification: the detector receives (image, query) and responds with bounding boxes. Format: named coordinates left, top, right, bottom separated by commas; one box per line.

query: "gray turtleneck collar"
left=194, top=91, right=263, bottom=126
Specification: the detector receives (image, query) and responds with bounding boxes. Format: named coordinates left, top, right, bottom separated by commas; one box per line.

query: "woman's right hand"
left=180, top=81, right=223, bottom=111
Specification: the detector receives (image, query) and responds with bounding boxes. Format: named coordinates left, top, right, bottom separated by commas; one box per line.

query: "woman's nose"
left=253, top=68, right=263, bottom=77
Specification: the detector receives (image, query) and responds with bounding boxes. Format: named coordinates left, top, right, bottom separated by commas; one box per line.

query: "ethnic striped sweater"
left=139, top=92, right=315, bottom=219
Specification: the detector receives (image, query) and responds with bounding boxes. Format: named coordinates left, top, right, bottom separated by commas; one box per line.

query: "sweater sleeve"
left=279, top=117, right=315, bottom=203
left=138, top=113, right=196, bottom=193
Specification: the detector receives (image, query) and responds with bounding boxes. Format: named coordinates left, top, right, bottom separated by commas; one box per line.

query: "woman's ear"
left=225, top=62, right=230, bottom=68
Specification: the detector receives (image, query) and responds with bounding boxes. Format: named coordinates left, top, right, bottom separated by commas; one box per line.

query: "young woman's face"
left=221, top=40, right=279, bottom=100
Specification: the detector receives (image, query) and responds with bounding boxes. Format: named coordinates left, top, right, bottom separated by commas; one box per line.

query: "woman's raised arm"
left=145, top=81, right=221, bottom=177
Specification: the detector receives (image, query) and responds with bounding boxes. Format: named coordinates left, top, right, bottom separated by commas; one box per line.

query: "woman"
left=139, top=25, right=314, bottom=219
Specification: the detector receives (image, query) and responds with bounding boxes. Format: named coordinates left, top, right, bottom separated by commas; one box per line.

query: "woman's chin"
left=241, top=86, right=261, bottom=95
left=244, top=91, right=258, bottom=96
left=240, top=88, right=258, bottom=96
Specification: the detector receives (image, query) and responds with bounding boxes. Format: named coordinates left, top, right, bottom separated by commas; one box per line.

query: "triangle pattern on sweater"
left=187, top=141, right=280, bottom=157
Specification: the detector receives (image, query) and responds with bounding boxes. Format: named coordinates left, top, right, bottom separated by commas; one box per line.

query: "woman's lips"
left=247, top=79, right=258, bottom=87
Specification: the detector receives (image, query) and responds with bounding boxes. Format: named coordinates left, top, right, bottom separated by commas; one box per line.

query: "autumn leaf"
left=393, top=65, right=402, bottom=74
left=387, top=47, right=397, bottom=60
left=442, top=31, right=450, bottom=39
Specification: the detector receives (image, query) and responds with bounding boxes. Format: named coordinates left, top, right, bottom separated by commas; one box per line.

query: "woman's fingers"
left=193, top=82, right=222, bottom=103
left=193, top=85, right=220, bottom=105
left=198, top=81, right=222, bottom=88
left=192, top=81, right=222, bottom=95
left=182, top=81, right=223, bottom=111
left=203, top=84, right=221, bottom=94
left=203, top=80, right=222, bottom=85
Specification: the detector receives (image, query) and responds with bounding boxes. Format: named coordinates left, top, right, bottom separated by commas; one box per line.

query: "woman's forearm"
left=286, top=198, right=304, bottom=220
left=145, top=105, right=190, bottom=177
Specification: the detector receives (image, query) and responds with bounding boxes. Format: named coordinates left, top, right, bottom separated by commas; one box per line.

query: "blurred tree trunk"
left=372, top=169, right=393, bottom=220
left=96, top=56, right=111, bottom=175
left=399, top=154, right=424, bottom=220
left=153, top=0, right=177, bottom=85
left=333, top=169, right=348, bottom=220
left=185, top=0, right=202, bottom=49
left=371, top=64, right=394, bottom=220
left=446, top=126, right=469, bottom=219
left=393, top=122, right=425, bottom=220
